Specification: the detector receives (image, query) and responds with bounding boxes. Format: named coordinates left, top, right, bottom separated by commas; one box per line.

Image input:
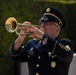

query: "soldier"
left=9, top=7, right=74, bottom=75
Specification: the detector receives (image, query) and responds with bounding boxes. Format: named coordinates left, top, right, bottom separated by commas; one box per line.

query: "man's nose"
left=41, top=23, right=46, bottom=27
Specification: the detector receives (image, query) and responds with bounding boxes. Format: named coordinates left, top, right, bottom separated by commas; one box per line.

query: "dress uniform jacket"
left=9, top=36, right=74, bottom=75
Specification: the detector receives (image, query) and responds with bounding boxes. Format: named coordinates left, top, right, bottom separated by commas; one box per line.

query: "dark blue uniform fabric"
left=9, top=36, right=74, bottom=75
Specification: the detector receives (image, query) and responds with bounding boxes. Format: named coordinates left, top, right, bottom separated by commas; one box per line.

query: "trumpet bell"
left=5, top=17, right=18, bottom=33
left=5, top=17, right=43, bottom=36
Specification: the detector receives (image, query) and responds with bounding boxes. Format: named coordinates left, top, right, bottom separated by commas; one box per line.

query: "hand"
left=19, top=21, right=31, bottom=37
left=20, top=21, right=44, bottom=39
left=27, top=26, right=44, bottom=39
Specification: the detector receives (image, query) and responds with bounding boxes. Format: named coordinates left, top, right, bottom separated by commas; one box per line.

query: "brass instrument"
left=5, top=17, right=42, bottom=36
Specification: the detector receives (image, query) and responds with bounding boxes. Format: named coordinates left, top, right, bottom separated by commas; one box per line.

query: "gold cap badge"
left=46, top=8, right=50, bottom=12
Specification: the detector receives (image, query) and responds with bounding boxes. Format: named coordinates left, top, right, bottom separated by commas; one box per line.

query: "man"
left=9, top=7, right=74, bottom=75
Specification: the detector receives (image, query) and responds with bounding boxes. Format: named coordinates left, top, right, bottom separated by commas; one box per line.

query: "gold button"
left=38, top=56, right=40, bottom=59
left=28, top=55, right=30, bottom=58
left=36, top=73, right=39, bottom=75
left=36, top=64, right=39, bottom=67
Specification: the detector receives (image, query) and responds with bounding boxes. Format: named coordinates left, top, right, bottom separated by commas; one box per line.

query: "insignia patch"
left=51, top=61, right=56, bottom=68
left=65, top=45, right=71, bottom=51
left=59, top=43, right=71, bottom=51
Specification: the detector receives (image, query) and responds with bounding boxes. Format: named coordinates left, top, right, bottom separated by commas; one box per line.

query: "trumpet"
left=5, top=17, right=42, bottom=36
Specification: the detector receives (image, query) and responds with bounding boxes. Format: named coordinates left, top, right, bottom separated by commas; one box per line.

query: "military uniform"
left=9, top=36, right=74, bottom=75
left=9, top=7, right=74, bottom=75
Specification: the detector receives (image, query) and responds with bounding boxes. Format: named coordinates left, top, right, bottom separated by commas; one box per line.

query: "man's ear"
left=56, top=26, right=61, bottom=33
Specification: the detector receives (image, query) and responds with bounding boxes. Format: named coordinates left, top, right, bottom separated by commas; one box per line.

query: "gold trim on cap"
left=44, top=13, right=62, bottom=27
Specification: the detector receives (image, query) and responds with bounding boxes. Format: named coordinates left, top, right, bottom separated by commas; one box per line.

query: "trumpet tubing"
left=5, top=17, right=42, bottom=36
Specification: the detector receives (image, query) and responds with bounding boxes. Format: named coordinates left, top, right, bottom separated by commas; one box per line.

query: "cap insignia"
left=46, top=8, right=50, bottom=12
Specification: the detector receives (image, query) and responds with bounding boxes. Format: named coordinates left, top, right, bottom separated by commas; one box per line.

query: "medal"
left=51, top=61, right=56, bottom=68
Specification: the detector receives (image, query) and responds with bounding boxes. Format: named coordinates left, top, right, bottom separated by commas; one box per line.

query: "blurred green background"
left=0, top=0, right=76, bottom=75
